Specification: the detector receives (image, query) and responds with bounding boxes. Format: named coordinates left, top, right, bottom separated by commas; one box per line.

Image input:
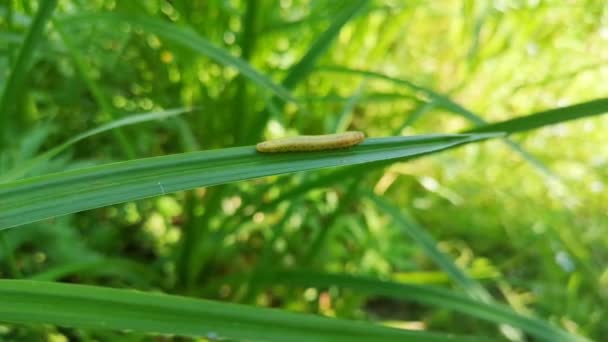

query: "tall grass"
left=1, top=1, right=606, bottom=341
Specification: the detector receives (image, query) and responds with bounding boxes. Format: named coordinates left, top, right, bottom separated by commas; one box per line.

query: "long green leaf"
left=54, top=19, right=136, bottom=158
left=317, top=66, right=483, bottom=124
left=261, top=97, right=608, bottom=213
left=316, top=67, right=558, bottom=177
left=62, top=13, right=294, bottom=103
left=466, top=98, right=608, bottom=134
left=0, top=133, right=497, bottom=229
left=0, top=133, right=501, bottom=230
left=319, top=67, right=608, bottom=135
left=268, top=271, right=586, bottom=342
left=368, top=193, right=492, bottom=302
left=0, top=107, right=192, bottom=182
left=282, top=1, right=368, bottom=89
left=29, top=259, right=160, bottom=285
left=0, top=279, right=481, bottom=341
left=0, top=0, right=58, bottom=139
left=246, top=0, right=368, bottom=142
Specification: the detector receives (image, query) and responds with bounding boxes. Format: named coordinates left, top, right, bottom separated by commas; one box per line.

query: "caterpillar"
left=256, top=131, right=365, bottom=153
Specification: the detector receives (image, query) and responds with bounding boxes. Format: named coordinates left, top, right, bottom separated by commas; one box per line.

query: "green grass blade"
left=281, top=1, right=368, bottom=89
left=0, top=279, right=483, bottom=341
left=317, top=66, right=483, bottom=124
left=62, top=13, right=294, bottom=103
left=0, top=107, right=193, bottom=182
left=368, top=193, right=493, bottom=303
left=29, top=259, right=160, bottom=286
left=0, top=0, right=58, bottom=140
left=319, top=67, right=608, bottom=135
left=466, top=98, right=608, bottom=134
left=233, top=0, right=259, bottom=143
left=53, top=20, right=135, bottom=158
left=316, top=66, right=559, bottom=178
left=393, top=101, right=437, bottom=134
left=334, top=80, right=367, bottom=133
left=0, top=133, right=502, bottom=230
left=246, top=0, right=368, bottom=142
left=269, top=271, right=586, bottom=342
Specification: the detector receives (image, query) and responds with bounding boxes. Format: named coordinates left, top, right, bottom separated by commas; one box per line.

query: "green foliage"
left=0, top=0, right=606, bottom=341
left=0, top=133, right=498, bottom=229
left=0, top=0, right=57, bottom=137
left=1, top=279, right=475, bottom=342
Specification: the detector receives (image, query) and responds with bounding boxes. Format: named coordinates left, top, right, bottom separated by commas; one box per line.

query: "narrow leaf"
left=466, top=98, right=608, bottom=134
left=0, top=107, right=192, bottom=182
left=282, top=1, right=368, bottom=89
left=0, top=134, right=501, bottom=229
left=0, top=0, right=58, bottom=136
left=0, top=279, right=482, bottom=342
left=316, top=66, right=560, bottom=178
left=368, top=193, right=493, bottom=302
left=62, top=13, right=294, bottom=103
left=269, top=271, right=586, bottom=342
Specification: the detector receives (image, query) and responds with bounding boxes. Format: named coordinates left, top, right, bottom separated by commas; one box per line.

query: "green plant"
left=1, top=1, right=606, bottom=341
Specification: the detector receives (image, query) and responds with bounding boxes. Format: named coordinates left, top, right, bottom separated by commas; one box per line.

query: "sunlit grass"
left=0, top=0, right=606, bottom=341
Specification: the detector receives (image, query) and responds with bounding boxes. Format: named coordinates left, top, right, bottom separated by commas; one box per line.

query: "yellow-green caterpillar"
left=256, top=131, right=365, bottom=153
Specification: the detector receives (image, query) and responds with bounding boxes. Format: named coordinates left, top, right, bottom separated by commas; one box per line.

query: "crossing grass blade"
left=0, top=0, right=58, bottom=136
left=314, top=66, right=587, bottom=179
left=28, top=259, right=160, bottom=285
left=281, top=1, right=368, bottom=89
left=0, top=108, right=193, bottom=182
left=368, top=193, right=493, bottom=303
left=466, top=98, right=608, bottom=134
left=62, top=13, right=295, bottom=103
left=0, top=133, right=501, bottom=230
left=268, top=271, right=586, bottom=342
left=247, top=0, right=368, bottom=142
left=53, top=20, right=136, bottom=158
left=317, top=66, right=485, bottom=124
left=318, top=67, right=608, bottom=135
left=0, top=279, right=485, bottom=342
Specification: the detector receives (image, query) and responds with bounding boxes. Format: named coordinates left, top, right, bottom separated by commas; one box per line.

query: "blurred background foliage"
left=1, top=0, right=607, bottom=340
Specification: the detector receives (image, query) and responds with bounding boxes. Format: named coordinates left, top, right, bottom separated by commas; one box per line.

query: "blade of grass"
left=319, top=68, right=608, bottom=137
left=510, top=62, right=608, bottom=95
left=0, top=0, right=58, bottom=143
left=301, top=92, right=418, bottom=104
left=29, top=258, right=160, bottom=287
left=281, top=1, right=368, bottom=90
left=0, top=133, right=501, bottom=230
left=317, top=66, right=560, bottom=179
left=393, top=101, right=437, bottom=134
left=53, top=20, right=135, bottom=159
left=0, top=279, right=479, bottom=342
left=62, top=12, right=294, bottom=103
left=246, top=0, right=368, bottom=142
left=333, top=80, right=367, bottom=133
left=233, top=0, right=259, bottom=143
left=465, top=98, right=608, bottom=134
left=317, top=66, right=483, bottom=123
left=0, top=107, right=193, bottom=182
left=367, top=192, right=492, bottom=302
left=268, top=270, right=586, bottom=342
